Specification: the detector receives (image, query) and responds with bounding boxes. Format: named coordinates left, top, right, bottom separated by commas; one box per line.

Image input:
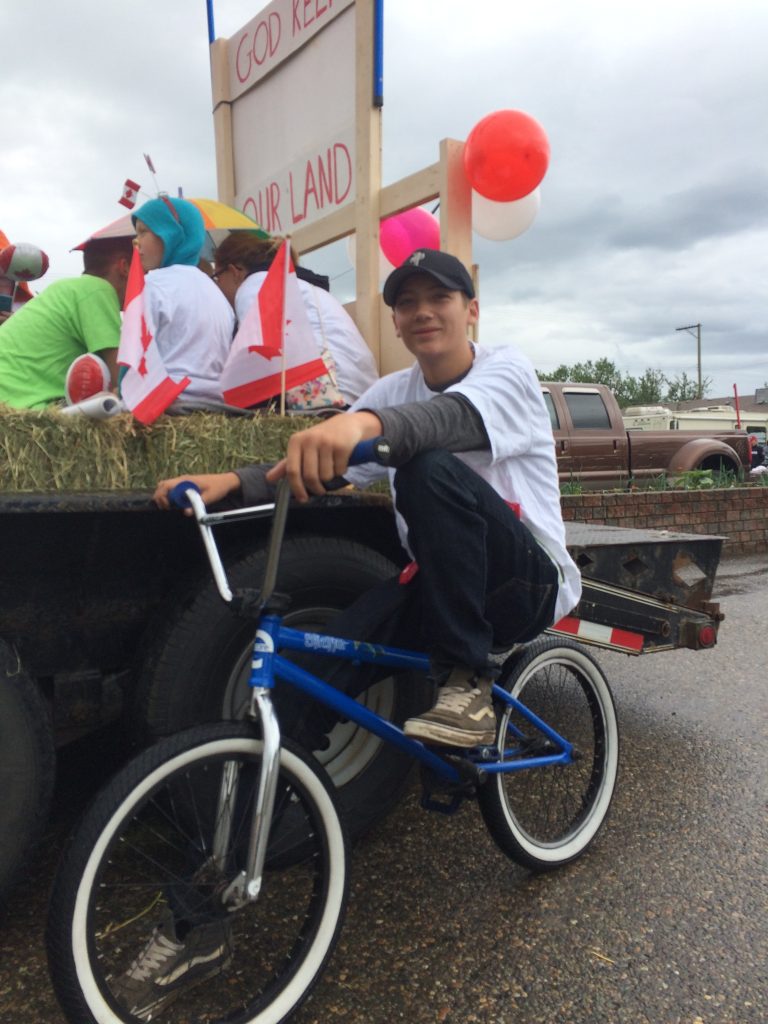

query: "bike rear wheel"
left=478, top=637, right=619, bottom=871
left=47, top=723, right=348, bottom=1024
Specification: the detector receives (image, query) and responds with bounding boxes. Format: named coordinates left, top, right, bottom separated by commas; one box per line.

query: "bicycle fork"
left=215, top=628, right=283, bottom=910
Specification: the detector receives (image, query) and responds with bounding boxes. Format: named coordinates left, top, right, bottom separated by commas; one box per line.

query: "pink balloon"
left=379, top=208, right=440, bottom=267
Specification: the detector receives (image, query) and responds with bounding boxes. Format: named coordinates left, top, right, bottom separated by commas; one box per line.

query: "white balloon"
left=471, top=188, right=541, bottom=241
left=346, top=234, right=396, bottom=283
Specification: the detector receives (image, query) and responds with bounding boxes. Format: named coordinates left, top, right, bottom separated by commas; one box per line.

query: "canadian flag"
left=118, top=248, right=190, bottom=424
left=118, top=179, right=141, bottom=210
left=220, top=240, right=327, bottom=408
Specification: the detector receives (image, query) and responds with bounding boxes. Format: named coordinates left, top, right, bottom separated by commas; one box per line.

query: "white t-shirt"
left=236, top=273, right=378, bottom=404
left=144, top=265, right=235, bottom=402
left=345, top=343, right=582, bottom=621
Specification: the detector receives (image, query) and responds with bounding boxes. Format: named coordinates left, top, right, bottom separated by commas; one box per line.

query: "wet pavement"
left=1, top=553, right=766, bottom=1024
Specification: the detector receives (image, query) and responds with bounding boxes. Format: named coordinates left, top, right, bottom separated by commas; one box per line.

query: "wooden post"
left=438, top=138, right=472, bottom=267
left=209, top=38, right=235, bottom=205
left=353, top=1, right=382, bottom=366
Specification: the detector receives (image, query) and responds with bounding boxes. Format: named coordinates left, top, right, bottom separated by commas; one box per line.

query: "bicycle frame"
left=180, top=480, right=575, bottom=904
left=253, top=616, right=574, bottom=779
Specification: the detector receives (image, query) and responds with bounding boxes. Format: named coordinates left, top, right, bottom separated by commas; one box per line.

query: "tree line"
left=535, top=358, right=712, bottom=409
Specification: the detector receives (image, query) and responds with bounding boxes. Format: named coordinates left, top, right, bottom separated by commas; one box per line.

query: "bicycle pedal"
left=419, top=757, right=482, bottom=815
left=420, top=790, right=464, bottom=815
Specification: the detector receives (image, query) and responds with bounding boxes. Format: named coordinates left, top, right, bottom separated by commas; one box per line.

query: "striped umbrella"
left=73, top=198, right=269, bottom=251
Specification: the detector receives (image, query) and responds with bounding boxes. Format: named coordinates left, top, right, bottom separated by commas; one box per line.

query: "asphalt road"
left=1, top=553, right=766, bottom=1024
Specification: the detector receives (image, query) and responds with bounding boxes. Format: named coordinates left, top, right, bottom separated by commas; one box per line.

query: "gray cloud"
left=607, top=174, right=768, bottom=250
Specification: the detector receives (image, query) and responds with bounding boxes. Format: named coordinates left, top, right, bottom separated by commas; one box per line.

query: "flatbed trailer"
left=0, top=489, right=724, bottom=898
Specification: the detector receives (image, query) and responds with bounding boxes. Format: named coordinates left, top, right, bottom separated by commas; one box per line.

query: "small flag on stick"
left=220, top=241, right=327, bottom=409
left=117, top=248, right=190, bottom=424
left=118, top=179, right=141, bottom=210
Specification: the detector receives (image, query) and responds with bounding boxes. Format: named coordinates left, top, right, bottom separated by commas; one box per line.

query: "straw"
left=0, top=408, right=314, bottom=493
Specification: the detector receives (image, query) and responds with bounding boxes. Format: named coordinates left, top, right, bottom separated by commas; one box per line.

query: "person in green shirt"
left=0, top=237, right=133, bottom=409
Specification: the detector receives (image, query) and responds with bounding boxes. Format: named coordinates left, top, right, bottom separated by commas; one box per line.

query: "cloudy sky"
left=2, top=0, right=766, bottom=399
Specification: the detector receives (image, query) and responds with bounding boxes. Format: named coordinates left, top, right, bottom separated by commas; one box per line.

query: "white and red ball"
left=0, top=243, right=50, bottom=282
left=65, top=354, right=112, bottom=406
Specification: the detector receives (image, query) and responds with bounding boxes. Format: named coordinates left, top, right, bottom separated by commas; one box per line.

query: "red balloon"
left=463, top=110, right=550, bottom=202
left=380, top=207, right=440, bottom=267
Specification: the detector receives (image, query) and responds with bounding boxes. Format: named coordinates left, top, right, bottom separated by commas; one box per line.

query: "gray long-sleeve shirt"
left=235, top=393, right=489, bottom=504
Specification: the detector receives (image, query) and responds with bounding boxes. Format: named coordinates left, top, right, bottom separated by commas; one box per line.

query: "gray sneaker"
left=111, top=908, right=232, bottom=1021
left=403, top=667, right=497, bottom=747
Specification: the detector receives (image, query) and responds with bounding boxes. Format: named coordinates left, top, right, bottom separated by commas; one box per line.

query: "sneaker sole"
left=129, top=954, right=233, bottom=1021
left=403, top=718, right=496, bottom=747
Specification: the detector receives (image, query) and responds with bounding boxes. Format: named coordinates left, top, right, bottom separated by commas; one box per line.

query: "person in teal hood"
left=132, top=196, right=206, bottom=268
left=131, top=196, right=235, bottom=404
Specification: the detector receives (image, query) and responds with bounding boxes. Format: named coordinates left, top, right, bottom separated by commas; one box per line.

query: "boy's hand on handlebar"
left=154, top=472, right=242, bottom=512
left=266, top=411, right=383, bottom=503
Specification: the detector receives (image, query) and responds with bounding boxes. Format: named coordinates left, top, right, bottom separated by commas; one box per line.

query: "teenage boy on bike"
left=157, top=248, right=581, bottom=748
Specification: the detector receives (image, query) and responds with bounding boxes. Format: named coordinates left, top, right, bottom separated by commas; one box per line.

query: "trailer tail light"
left=697, top=624, right=717, bottom=648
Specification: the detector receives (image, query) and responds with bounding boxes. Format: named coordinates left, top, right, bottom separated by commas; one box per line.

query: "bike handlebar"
left=168, top=480, right=201, bottom=509
left=167, top=438, right=392, bottom=605
left=168, top=437, right=391, bottom=510
left=348, top=437, right=392, bottom=467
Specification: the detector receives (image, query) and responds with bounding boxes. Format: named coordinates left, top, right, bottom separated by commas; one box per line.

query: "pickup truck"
left=541, top=382, right=752, bottom=489
left=0, top=408, right=727, bottom=901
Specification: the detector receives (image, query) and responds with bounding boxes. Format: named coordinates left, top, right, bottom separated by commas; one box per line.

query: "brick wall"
left=560, top=486, right=768, bottom=556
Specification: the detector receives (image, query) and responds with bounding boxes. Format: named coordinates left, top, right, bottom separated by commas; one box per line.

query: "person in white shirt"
left=156, top=248, right=580, bottom=748
left=132, top=197, right=235, bottom=404
left=211, top=233, right=378, bottom=407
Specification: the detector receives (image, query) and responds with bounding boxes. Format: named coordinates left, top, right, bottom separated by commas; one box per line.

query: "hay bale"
left=0, top=409, right=315, bottom=493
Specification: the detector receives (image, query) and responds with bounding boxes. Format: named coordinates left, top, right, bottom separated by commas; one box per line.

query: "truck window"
left=541, top=392, right=560, bottom=429
left=564, top=392, right=612, bottom=430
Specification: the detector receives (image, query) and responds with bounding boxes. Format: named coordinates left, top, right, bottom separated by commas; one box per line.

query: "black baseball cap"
left=382, top=249, right=475, bottom=307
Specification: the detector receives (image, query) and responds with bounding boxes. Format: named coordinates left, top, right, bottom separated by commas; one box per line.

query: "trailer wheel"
left=132, top=536, right=431, bottom=841
left=0, top=642, right=55, bottom=901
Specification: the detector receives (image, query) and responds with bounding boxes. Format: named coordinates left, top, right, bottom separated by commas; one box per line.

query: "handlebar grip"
left=349, top=437, right=392, bottom=467
left=168, top=481, right=202, bottom=509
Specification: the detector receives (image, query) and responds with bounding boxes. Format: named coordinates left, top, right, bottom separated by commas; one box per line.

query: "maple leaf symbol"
left=138, top=315, right=153, bottom=377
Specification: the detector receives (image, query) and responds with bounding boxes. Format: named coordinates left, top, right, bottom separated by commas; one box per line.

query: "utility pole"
left=675, top=323, right=702, bottom=399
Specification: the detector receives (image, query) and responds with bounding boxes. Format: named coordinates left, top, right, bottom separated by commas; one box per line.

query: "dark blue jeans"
left=281, top=450, right=560, bottom=747
left=393, top=450, right=559, bottom=674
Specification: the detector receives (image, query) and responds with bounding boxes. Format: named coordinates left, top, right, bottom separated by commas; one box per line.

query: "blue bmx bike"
left=46, top=442, right=619, bottom=1024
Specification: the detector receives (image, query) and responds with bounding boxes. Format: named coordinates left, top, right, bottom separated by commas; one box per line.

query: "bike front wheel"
left=478, top=637, right=619, bottom=871
left=47, top=723, right=348, bottom=1024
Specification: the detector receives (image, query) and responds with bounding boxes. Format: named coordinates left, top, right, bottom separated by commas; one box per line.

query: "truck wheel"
left=695, top=454, right=739, bottom=474
left=132, top=536, right=432, bottom=841
left=0, top=642, right=56, bottom=901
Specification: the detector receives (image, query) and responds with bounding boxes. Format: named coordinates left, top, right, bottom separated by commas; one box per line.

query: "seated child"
left=212, top=234, right=378, bottom=409
left=132, top=197, right=235, bottom=404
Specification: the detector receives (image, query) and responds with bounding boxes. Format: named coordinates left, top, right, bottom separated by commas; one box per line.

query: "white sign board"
left=226, top=0, right=356, bottom=234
